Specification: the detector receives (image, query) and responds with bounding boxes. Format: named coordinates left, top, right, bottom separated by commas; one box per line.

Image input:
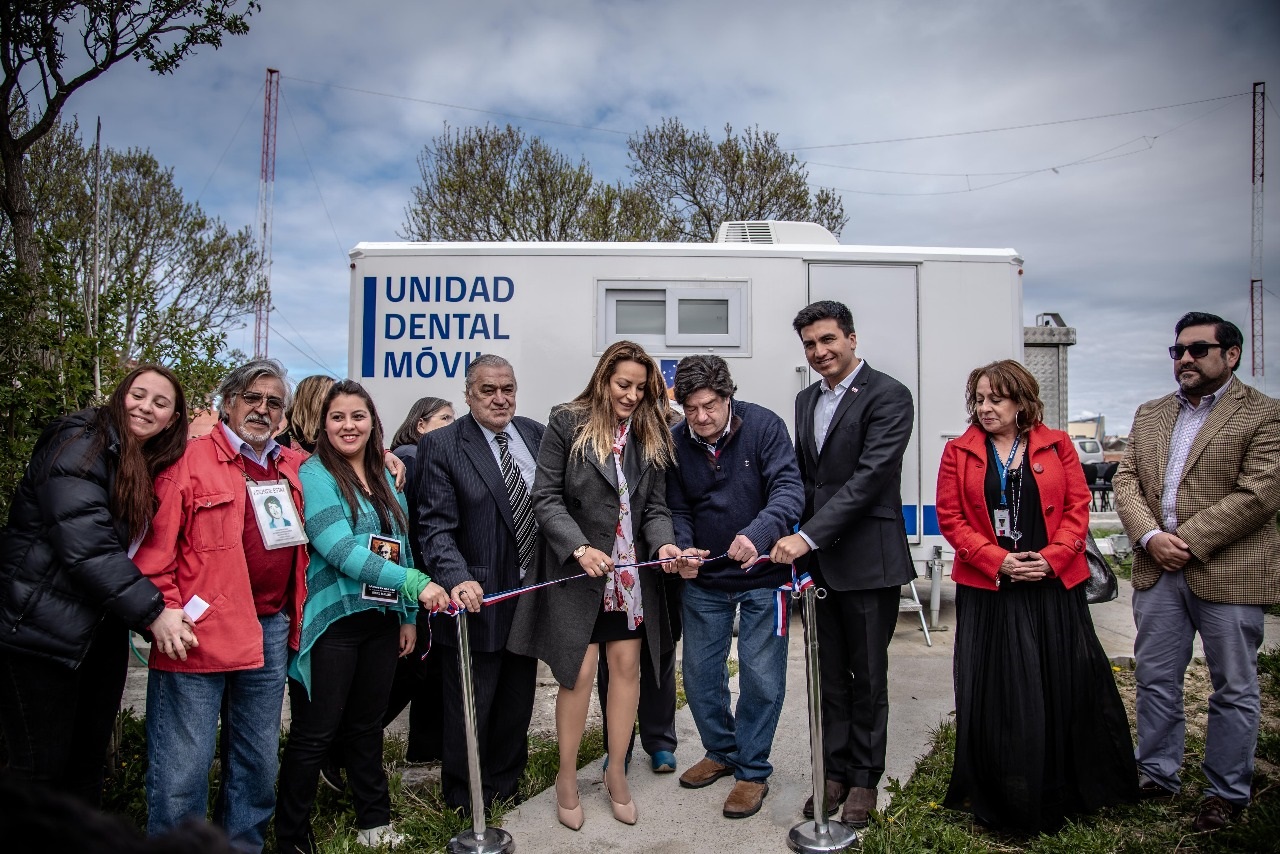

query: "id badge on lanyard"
left=246, top=480, right=309, bottom=549
left=993, top=507, right=1012, bottom=539
left=363, top=535, right=402, bottom=604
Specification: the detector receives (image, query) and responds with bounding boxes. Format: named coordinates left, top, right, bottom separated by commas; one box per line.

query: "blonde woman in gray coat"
left=508, top=341, right=682, bottom=830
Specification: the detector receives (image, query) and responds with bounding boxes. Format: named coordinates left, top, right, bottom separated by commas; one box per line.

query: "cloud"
left=51, top=0, right=1280, bottom=429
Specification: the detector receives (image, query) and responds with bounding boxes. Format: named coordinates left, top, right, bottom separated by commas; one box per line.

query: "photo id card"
left=363, top=535, right=403, bottom=604
left=247, top=480, right=308, bottom=549
left=993, top=508, right=1012, bottom=539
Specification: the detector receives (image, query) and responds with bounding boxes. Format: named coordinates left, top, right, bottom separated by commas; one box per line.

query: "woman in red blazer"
left=935, top=360, right=1136, bottom=832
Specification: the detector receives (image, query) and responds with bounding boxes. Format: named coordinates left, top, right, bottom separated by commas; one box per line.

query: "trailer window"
left=617, top=299, right=666, bottom=334
left=598, top=279, right=748, bottom=353
left=677, top=299, right=729, bottom=334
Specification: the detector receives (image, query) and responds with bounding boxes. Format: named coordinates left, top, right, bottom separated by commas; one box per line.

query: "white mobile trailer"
left=347, top=223, right=1024, bottom=571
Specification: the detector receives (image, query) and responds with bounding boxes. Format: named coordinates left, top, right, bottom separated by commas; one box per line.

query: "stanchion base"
left=787, top=819, right=859, bottom=853
left=446, top=826, right=516, bottom=854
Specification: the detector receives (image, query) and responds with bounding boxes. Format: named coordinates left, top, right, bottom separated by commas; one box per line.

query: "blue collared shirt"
left=220, top=421, right=282, bottom=468
left=814, top=360, right=864, bottom=455
left=1140, top=373, right=1233, bottom=546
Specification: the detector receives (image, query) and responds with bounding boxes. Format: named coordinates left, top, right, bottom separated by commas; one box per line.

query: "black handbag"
left=1083, top=532, right=1118, bottom=604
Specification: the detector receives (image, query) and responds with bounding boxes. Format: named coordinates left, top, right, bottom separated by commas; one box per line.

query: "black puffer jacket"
left=0, top=410, right=164, bottom=668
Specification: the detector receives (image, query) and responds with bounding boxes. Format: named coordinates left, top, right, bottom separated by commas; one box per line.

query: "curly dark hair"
left=672, top=355, right=736, bottom=405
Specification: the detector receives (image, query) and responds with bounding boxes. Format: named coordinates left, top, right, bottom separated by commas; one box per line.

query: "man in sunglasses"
left=1115, top=312, right=1280, bottom=834
left=135, top=358, right=310, bottom=851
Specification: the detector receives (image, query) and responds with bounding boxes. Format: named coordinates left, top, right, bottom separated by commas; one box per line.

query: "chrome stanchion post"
left=788, top=585, right=858, bottom=853
left=447, top=611, right=516, bottom=854
left=928, top=545, right=947, bottom=631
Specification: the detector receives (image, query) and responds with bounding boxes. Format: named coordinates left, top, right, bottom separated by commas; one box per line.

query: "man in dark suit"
left=770, top=300, right=915, bottom=828
left=416, top=354, right=545, bottom=813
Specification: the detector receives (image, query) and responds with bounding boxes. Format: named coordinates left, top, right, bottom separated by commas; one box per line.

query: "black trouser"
left=0, top=616, right=130, bottom=807
left=816, top=586, right=900, bottom=790
left=381, top=634, right=445, bottom=761
left=439, top=645, right=537, bottom=812
left=275, top=610, right=400, bottom=848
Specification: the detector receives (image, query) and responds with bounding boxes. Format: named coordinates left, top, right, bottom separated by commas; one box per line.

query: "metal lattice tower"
left=1251, top=81, right=1265, bottom=377
left=253, top=68, right=281, bottom=359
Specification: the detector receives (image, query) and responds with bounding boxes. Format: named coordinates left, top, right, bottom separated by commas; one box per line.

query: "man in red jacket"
left=136, top=359, right=309, bottom=853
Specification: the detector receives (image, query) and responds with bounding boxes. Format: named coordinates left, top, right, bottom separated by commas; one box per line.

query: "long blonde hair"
left=567, top=341, right=674, bottom=468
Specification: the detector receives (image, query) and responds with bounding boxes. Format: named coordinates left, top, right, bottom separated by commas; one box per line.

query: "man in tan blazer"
left=1115, top=311, right=1280, bottom=833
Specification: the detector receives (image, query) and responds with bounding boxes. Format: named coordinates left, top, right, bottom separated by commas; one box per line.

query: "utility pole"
left=89, top=118, right=103, bottom=400
left=253, top=68, right=280, bottom=359
left=1250, top=81, right=1265, bottom=378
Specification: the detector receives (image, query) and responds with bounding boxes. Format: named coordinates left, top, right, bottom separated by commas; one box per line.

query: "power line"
left=812, top=98, right=1234, bottom=197
left=281, top=74, right=631, bottom=137
left=788, top=92, right=1248, bottom=151
left=280, top=89, right=347, bottom=261
left=268, top=320, right=342, bottom=377
left=271, top=303, right=334, bottom=370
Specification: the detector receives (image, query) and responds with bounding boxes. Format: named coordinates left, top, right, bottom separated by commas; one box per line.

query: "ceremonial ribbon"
left=419, top=554, right=689, bottom=658
left=422, top=550, right=812, bottom=653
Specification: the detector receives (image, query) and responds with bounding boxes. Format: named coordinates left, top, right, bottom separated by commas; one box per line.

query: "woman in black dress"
left=935, top=359, right=1136, bottom=831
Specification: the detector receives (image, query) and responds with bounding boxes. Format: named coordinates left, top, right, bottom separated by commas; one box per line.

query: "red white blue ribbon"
left=423, top=551, right=810, bottom=653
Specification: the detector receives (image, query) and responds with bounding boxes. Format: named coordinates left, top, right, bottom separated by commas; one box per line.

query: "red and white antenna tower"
left=253, top=68, right=280, bottom=359
left=1250, top=81, right=1265, bottom=378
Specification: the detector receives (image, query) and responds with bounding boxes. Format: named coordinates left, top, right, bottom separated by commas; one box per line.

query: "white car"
left=1073, top=437, right=1104, bottom=466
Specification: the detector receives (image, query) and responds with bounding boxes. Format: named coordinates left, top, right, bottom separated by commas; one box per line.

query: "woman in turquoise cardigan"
left=274, top=380, right=449, bottom=853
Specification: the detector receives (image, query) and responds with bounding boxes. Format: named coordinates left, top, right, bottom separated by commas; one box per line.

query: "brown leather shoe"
left=1192, top=795, right=1242, bottom=832
left=841, top=786, right=877, bottom=828
left=723, top=779, right=769, bottom=818
left=802, top=779, right=848, bottom=819
left=679, top=756, right=733, bottom=789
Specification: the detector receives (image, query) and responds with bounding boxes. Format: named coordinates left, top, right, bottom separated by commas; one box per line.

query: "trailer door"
left=807, top=264, right=922, bottom=545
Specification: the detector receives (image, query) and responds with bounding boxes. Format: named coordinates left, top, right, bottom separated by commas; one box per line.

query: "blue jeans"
left=681, top=583, right=789, bottom=781
left=1132, top=570, right=1264, bottom=806
left=146, top=611, right=289, bottom=853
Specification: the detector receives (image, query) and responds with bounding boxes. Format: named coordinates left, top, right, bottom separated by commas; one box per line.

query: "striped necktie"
left=494, top=431, right=537, bottom=573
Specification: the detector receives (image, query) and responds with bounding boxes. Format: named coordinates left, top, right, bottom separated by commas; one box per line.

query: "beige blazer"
left=1114, top=377, right=1280, bottom=604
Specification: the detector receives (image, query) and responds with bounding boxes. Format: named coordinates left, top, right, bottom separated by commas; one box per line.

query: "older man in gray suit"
left=417, top=354, right=545, bottom=814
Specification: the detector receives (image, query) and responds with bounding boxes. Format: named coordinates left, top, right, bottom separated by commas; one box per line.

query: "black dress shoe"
left=1137, top=775, right=1175, bottom=800
left=802, top=779, right=848, bottom=819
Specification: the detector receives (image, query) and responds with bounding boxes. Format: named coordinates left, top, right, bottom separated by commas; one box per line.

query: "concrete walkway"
left=492, top=575, right=1280, bottom=854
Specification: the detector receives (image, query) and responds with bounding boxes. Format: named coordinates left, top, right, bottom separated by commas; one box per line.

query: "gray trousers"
left=1132, top=569, right=1264, bottom=806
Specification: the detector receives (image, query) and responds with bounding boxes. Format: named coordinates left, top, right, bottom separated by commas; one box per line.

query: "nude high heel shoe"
left=603, top=768, right=638, bottom=825
left=556, top=781, right=584, bottom=831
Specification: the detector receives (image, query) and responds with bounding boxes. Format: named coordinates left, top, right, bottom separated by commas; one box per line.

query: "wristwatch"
left=571, top=544, right=590, bottom=560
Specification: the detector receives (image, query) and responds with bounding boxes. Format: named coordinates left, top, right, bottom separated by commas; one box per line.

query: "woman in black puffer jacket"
left=0, top=364, right=195, bottom=806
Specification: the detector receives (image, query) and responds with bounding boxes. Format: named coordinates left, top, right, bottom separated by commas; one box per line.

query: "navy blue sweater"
left=667, top=400, right=804, bottom=592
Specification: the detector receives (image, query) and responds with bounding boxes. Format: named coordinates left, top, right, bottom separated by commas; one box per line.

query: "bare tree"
left=0, top=1, right=258, bottom=278
left=627, top=118, right=847, bottom=241
left=402, top=123, right=669, bottom=242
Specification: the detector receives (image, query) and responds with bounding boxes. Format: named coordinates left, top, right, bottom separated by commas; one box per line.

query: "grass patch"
left=858, top=657, right=1280, bottom=853
left=101, top=710, right=605, bottom=853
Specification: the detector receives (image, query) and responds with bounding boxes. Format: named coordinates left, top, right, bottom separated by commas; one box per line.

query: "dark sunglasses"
left=1168, top=342, right=1224, bottom=360
left=236, top=390, right=285, bottom=412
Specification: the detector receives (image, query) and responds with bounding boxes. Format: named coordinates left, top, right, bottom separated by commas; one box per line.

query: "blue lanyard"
left=990, top=435, right=1020, bottom=506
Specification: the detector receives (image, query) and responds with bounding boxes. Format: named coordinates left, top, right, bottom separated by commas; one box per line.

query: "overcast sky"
left=56, top=0, right=1280, bottom=432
